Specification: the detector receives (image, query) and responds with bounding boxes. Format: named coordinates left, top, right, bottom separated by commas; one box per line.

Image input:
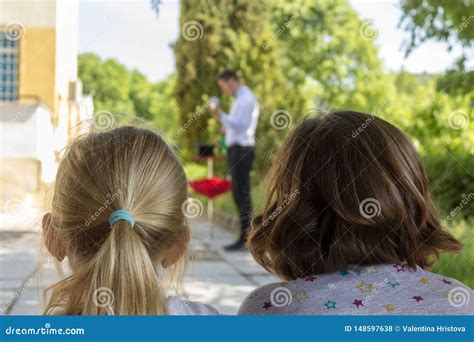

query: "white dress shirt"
left=219, top=85, right=259, bottom=147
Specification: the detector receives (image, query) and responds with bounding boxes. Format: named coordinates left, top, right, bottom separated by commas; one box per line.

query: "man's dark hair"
left=217, top=70, right=239, bottom=81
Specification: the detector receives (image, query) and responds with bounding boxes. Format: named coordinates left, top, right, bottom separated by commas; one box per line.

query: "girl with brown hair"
left=239, top=111, right=473, bottom=315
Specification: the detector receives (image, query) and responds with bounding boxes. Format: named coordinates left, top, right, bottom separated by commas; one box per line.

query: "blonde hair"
left=43, top=126, right=188, bottom=315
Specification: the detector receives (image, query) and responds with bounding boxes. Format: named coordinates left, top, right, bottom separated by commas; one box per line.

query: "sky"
left=78, top=0, right=463, bottom=83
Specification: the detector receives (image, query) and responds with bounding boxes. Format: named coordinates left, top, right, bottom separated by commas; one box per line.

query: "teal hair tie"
left=109, top=210, right=136, bottom=227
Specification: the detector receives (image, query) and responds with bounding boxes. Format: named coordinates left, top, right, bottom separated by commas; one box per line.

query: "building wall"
left=0, top=0, right=80, bottom=209
left=0, top=1, right=56, bottom=27
left=0, top=0, right=78, bottom=119
left=19, top=27, right=56, bottom=111
left=0, top=0, right=80, bottom=147
left=0, top=0, right=57, bottom=110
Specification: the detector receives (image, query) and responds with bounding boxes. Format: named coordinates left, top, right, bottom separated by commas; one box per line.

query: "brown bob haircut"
left=247, top=110, right=461, bottom=281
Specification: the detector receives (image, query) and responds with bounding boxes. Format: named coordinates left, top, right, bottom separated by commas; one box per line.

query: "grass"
left=432, top=219, right=474, bottom=288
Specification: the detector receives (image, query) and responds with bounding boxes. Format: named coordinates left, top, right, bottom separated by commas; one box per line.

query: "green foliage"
left=399, top=0, right=473, bottom=50
left=270, top=0, right=387, bottom=111
left=79, top=53, right=135, bottom=117
left=173, top=0, right=304, bottom=164
left=425, top=153, right=474, bottom=219
left=399, top=0, right=474, bottom=96
left=355, top=70, right=474, bottom=219
left=432, top=219, right=474, bottom=288
left=78, top=53, right=179, bottom=141
left=150, top=74, right=180, bottom=142
left=437, top=63, right=474, bottom=97
left=171, top=0, right=393, bottom=175
left=388, top=72, right=473, bottom=218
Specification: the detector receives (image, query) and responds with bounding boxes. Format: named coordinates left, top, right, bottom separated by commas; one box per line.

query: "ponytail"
left=90, top=220, right=169, bottom=315
left=45, top=221, right=168, bottom=315
left=44, top=126, right=188, bottom=316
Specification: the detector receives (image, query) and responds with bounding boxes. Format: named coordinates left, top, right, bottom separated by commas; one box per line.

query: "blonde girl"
left=42, top=126, right=217, bottom=315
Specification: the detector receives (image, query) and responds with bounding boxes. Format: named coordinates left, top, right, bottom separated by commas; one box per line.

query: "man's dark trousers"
left=227, top=145, right=254, bottom=241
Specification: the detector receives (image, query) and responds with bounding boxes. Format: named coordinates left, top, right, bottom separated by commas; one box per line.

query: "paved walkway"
left=0, top=217, right=277, bottom=315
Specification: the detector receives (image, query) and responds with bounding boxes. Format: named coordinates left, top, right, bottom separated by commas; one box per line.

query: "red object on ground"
left=188, top=177, right=232, bottom=198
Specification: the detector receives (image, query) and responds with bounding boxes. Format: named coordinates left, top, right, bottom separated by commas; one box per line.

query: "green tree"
left=383, top=70, right=474, bottom=218
left=399, top=0, right=474, bottom=96
left=170, top=0, right=304, bottom=166
left=78, top=53, right=179, bottom=137
left=79, top=53, right=134, bottom=117
left=270, top=0, right=388, bottom=111
left=150, top=74, right=180, bottom=142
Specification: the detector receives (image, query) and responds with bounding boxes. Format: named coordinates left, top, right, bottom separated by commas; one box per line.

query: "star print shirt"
left=238, top=264, right=474, bottom=315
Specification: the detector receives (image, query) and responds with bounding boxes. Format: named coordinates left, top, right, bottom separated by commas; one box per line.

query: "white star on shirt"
left=328, top=283, right=336, bottom=289
left=365, top=266, right=376, bottom=273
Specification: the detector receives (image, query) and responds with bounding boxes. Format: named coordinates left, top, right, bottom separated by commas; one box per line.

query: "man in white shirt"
left=210, top=70, right=260, bottom=251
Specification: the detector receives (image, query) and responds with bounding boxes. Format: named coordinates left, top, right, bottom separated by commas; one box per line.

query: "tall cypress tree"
left=173, top=0, right=304, bottom=164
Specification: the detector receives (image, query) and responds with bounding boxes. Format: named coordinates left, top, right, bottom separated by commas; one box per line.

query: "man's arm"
left=219, top=96, right=255, bottom=131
